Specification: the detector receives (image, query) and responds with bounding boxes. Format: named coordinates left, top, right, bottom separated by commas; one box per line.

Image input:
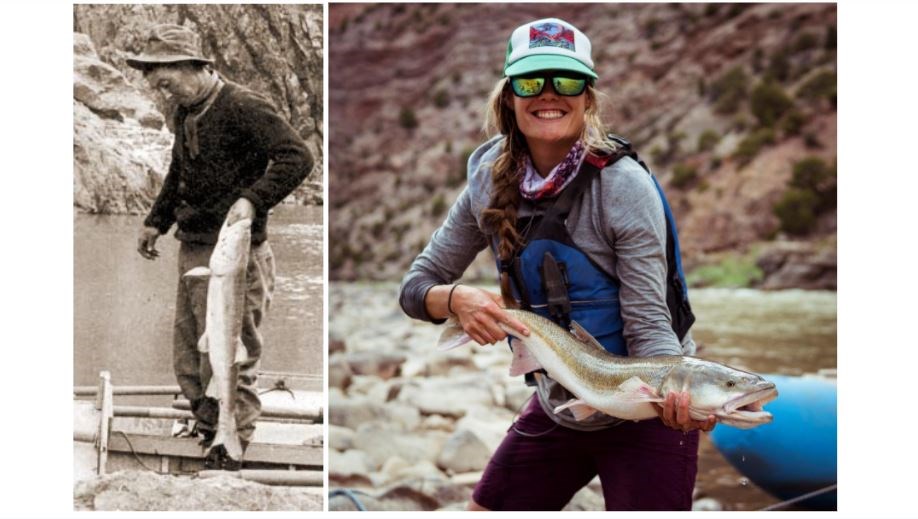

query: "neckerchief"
left=183, top=74, right=224, bottom=159
left=519, top=140, right=586, bottom=201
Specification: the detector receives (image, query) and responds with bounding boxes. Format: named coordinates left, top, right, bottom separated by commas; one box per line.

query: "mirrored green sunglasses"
left=510, top=74, right=590, bottom=97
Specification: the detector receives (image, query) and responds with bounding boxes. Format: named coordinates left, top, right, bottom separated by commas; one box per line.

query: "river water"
left=73, top=205, right=324, bottom=389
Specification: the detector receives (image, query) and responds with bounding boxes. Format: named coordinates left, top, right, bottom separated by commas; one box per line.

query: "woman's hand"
left=657, top=391, right=717, bottom=433
left=448, top=285, right=529, bottom=345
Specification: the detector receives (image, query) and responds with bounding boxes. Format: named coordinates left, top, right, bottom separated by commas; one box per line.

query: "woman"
left=399, top=18, right=714, bottom=511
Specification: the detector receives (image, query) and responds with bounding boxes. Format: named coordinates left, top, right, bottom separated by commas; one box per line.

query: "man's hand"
left=450, top=286, right=530, bottom=346
left=226, top=197, right=255, bottom=225
left=657, top=391, right=717, bottom=433
left=137, top=226, right=161, bottom=260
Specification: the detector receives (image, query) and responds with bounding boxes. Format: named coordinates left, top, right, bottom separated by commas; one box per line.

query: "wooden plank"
left=75, top=385, right=182, bottom=396
left=106, top=432, right=323, bottom=467
left=114, top=405, right=192, bottom=420
left=97, top=371, right=113, bottom=476
left=110, top=405, right=313, bottom=425
left=171, top=399, right=322, bottom=422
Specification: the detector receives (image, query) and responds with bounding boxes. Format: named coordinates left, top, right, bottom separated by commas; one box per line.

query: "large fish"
left=439, top=309, right=777, bottom=429
left=184, top=218, right=252, bottom=464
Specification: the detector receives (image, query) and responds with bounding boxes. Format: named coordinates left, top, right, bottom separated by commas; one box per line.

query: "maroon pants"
left=473, top=397, right=699, bottom=511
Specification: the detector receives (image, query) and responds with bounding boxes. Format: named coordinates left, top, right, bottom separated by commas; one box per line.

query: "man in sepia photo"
left=127, top=23, right=313, bottom=469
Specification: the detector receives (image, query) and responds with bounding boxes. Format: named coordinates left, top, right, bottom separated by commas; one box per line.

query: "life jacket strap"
left=541, top=251, right=572, bottom=330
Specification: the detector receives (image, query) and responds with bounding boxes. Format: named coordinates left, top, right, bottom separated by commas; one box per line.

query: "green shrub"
left=752, top=48, right=765, bottom=72
left=767, top=48, right=791, bottom=82
left=772, top=156, right=837, bottom=235
left=697, top=130, right=720, bottom=152
left=780, top=109, right=806, bottom=136
left=798, top=70, right=837, bottom=103
left=643, top=18, right=660, bottom=39
left=804, top=133, right=822, bottom=149
left=671, top=163, right=698, bottom=189
left=399, top=107, right=418, bottom=129
left=686, top=255, right=764, bottom=288
left=773, top=188, right=819, bottom=235
left=433, top=89, right=449, bottom=108
left=710, top=66, right=749, bottom=114
left=733, top=128, right=776, bottom=165
left=750, top=81, right=794, bottom=127
left=431, top=193, right=447, bottom=217
left=825, top=25, right=837, bottom=50
left=792, top=32, right=820, bottom=53
left=704, top=4, right=719, bottom=17
left=709, top=156, right=723, bottom=170
left=791, top=157, right=836, bottom=211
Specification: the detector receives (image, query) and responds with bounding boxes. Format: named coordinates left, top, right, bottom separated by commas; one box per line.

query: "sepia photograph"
left=327, top=3, right=836, bottom=512
left=72, top=4, right=324, bottom=511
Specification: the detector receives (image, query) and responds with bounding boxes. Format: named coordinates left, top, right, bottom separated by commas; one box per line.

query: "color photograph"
left=327, top=3, right=836, bottom=511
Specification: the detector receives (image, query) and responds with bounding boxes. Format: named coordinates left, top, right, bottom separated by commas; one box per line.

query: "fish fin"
left=437, top=318, right=476, bottom=351
left=508, top=342, right=543, bottom=376
left=618, top=376, right=664, bottom=402
left=183, top=266, right=212, bottom=279
left=204, top=377, right=217, bottom=399
left=553, top=399, right=600, bottom=421
left=591, top=376, right=664, bottom=421
left=234, top=338, right=248, bottom=364
left=570, top=320, right=611, bottom=353
left=197, top=332, right=209, bottom=353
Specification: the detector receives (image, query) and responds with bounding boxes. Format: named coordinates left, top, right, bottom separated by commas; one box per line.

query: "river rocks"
left=329, top=449, right=374, bottom=481
left=328, top=354, right=353, bottom=391
left=329, top=391, right=420, bottom=431
left=328, top=425, right=355, bottom=451
left=563, top=487, right=607, bottom=511
left=347, top=351, right=406, bottom=379
left=436, top=429, right=491, bottom=474
left=756, top=240, right=837, bottom=290
left=352, top=422, right=448, bottom=469
left=396, top=375, right=497, bottom=418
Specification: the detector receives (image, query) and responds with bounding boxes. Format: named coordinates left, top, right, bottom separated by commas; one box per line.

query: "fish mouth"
left=718, top=385, right=778, bottom=425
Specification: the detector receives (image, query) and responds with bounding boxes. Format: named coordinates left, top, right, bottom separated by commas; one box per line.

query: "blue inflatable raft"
left=708, top=373, right=837, bottom=510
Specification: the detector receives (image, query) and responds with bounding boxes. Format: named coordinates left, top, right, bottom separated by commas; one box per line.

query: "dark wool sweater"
left=144, top=81, right=313, bottom=244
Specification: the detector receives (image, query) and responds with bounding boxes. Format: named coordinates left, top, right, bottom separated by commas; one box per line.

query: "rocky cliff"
left=328, top=3, right=836, bottom=289
left=73, top=4, right=324, bottom=213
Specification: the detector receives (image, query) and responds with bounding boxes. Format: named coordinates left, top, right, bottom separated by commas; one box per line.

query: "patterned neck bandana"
left=519, top=140, right=586, bottom=200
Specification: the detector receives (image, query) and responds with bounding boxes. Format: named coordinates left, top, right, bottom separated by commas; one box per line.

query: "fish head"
left=210, top=218, right=252, bottom=275
left=662, top=358, right=778, bottom=429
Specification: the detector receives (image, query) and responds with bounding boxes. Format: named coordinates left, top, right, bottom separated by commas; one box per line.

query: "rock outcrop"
left=73, top=4, right=324, bottom=213
left=73, top=33, right=172, bottom=214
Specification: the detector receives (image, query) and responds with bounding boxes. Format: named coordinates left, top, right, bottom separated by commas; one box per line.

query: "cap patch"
left=529, top=22, right=575, bottom=52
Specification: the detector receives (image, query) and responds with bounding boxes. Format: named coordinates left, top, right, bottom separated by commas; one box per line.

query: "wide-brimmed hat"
left=503, top=18, right=597, bottom=79
left=125, top=24, right=213, bottom=70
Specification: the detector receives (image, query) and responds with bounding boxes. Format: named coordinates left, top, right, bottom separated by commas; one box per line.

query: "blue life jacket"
left=495, top=136, right=694, bottom=363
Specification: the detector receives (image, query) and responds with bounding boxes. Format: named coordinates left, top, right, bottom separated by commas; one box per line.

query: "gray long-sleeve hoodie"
left=399, top=135, right=695, bottom=430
